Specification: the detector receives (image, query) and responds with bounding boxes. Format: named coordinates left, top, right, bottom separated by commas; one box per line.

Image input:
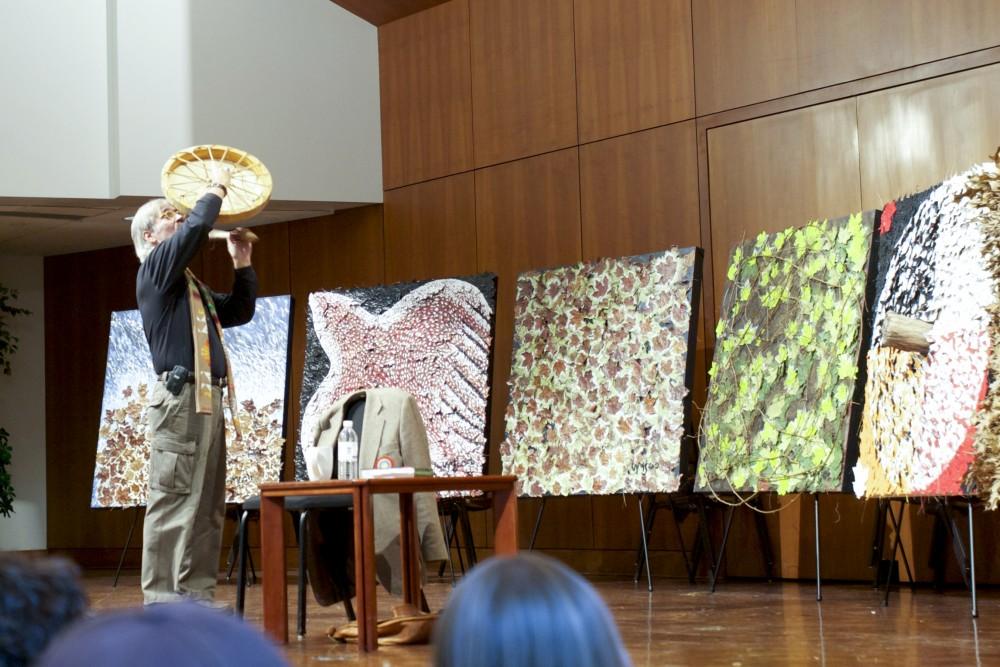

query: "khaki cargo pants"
left=141, top=380, right=226, bottom=604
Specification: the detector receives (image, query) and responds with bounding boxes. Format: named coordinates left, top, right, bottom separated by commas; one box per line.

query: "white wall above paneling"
left=0, top=0, right=117, bottom=199
left=116, top=0, right=195, bottom=197
left=189, top=0, right=383, bottom=202
left=1, top=0, right=382, bottom=203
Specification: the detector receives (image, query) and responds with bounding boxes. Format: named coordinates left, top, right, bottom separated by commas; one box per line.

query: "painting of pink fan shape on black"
left=299, top=277, right=496, bottom=484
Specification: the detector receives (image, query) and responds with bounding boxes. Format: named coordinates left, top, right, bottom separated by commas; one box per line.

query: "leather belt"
left=158, top=370, right=227, bottom=388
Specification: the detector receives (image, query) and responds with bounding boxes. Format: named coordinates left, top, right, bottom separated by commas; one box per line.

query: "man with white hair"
left=130, top=168, right=257, bottom=605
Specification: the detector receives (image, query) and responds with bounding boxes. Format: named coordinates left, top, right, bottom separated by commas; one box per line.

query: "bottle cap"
left=343, top=420, right=353, bottom=428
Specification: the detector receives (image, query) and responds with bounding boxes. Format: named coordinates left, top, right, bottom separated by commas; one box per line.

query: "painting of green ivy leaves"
left=697, top=211, right=875, bottom=494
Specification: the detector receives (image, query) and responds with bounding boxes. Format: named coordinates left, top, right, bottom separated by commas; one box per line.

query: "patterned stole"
left=184, top=269, right=241, bottom=439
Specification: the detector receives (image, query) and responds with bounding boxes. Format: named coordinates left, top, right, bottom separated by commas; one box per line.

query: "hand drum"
left=161, top=145, right=273, bottom=223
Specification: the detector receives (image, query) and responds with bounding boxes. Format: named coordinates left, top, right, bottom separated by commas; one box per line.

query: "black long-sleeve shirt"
left=136, top=193, right=258, bottom=377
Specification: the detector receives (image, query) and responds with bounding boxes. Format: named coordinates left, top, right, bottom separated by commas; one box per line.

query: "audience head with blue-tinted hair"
left=0, top=553, right=88, bottom=667
left=35, top=601, right=288, bottom=667
left=433, top=552, right=632, bottom=667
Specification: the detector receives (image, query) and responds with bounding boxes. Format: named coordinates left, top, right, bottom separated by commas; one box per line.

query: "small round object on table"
left=161, top=145, right=272, bottom=223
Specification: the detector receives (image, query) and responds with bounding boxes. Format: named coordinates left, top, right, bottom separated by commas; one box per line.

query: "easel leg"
left=669, top=501, right=695, bottom=584
left=942, top=500, right=970, bottom=589
left=968, top=502, right=978, bottom=618
left=710, top=505, right=736, bottom=593
left=871, top=499, right=888, bottom=589
left=637, top=497, right=653, bottom=592
left=113, top=507, right=140, bottom=588
left=633, top=494, right=647, bottom=584
left=696, top=497, right=716, bottom=584
left=886, top=501, right=914, bottom=583
left=883, top=501, right=905, bottom=607
left=929, top=502, right=949, bottom=590
left=751, top=501, right=775, bottom=581
left=633, top=495, right=659, bottom=585
left=814, top=494, right=822, bottom=602
left=528, top=497, right=547, bottom=551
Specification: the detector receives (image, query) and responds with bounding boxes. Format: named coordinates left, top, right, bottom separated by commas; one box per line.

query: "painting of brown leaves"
left=501, top=249, right=702, bottom=497
left=91, top=296, right=291, bottom=507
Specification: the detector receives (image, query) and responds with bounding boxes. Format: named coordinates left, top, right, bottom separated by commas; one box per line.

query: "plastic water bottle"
left=337, top=420, right=359, bottom=480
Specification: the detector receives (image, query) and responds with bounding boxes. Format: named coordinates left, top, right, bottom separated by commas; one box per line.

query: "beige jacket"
left=306, top=387, right=448, bottom=599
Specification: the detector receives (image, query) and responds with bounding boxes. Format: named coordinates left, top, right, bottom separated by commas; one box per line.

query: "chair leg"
left=236, top=510, right=250, bottom=617
left=441, top=510, right=459, bottom=583
left=224, top=506, right=241, bottom=582
left=420, top=588, right=430, bottom=613
left=225, top=531, right=238, bottom=582
left=437, top=508, right=453, bottom=578
left=459, top=503, right=478, bottom=566
left=297, top=510, right=308, bottom=638
left=343, top=597, right=356, bottom=622
left=452, top=510, right=467, bottom=574
left=247, top=542, right=257, bottom=586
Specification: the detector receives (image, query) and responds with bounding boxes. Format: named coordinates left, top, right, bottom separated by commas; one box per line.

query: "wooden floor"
left=84, top=571, right=998, bottom=666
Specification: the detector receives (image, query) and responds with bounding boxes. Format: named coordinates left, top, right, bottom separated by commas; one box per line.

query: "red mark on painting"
left=879, top=201, right=897, bottom=235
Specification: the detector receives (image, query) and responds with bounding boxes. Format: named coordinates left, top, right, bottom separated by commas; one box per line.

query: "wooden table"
left=259, top=475, right=519, bottom=651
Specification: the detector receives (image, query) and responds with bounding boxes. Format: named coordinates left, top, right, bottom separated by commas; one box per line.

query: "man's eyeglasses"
left=158, top=207, right=183, bottom=222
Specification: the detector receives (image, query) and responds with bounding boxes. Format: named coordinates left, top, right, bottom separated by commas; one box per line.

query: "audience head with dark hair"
left=0, top=554, right=88, bottom=667
left=35, top=601, right=288, bottom=667
left=433, top=553, right=632, bottom=667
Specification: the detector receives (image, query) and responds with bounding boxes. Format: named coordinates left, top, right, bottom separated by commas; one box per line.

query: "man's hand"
left=228, top=227, right=253, bottom=269
left=209, top=164, right=233, bottom=189
left=206, top=165, right=233, bottom=199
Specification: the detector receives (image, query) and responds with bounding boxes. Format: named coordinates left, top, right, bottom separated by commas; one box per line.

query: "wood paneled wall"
left=706, top=99, right=863, bottom=317
left=574, top=0, right=694, bottom=143
left=379, top=1, right=474, bottom=188
left=373, top=0, right=1000, bottom=581
left=469, top=0, right=579, bottom=167
left=42, top=0, right=1000, bottom=580
left=692, top=0, right=1000, bottom=115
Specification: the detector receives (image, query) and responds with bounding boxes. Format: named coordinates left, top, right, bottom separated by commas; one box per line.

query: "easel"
left=632, top=491, right=714, bottom=589
left=525, top=492, right=703, bottom=592
left=874, top=497, right=978, bottom=617
left=526, top=250, right=705, bottom=593
left=112, top=506, right=141, bottom=587
left=701, top=492, right=779, bottom=593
